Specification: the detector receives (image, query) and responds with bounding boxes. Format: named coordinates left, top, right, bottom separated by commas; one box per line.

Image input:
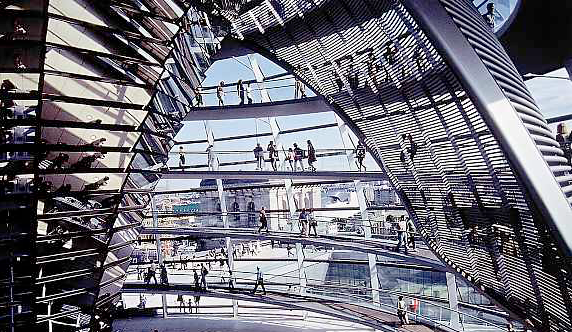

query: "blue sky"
left=156, top=54, right=572, bottom=191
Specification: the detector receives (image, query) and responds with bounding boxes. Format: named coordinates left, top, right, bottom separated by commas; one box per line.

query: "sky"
left=155, top=53, right=572, bottom=191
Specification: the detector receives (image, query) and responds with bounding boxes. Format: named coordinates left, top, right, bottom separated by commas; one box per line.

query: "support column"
left=151, top=194, right=168, bottom=318
left=446, top=272, right=461, bottom=330
left=217, top=179, right=238, bottom=317
left=296, top=243, right=306, bottom=295
left=564, top=59, right=572, bottom=82
left=335, top=115, right=381, bottom=305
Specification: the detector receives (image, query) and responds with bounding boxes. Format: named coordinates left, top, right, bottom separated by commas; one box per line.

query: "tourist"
left=397, top=295, right=409, bottom=325
left=308, top=208, right=317, bottom=237
left=251, top=266, right=267, bottom=295
left=193, top=269, right=200, bottom=290
left=206, top=144, right=215, bottom=171
left=295, top=76, right=306, bottom=99
left=253, top=143, right=264, bottom=170
left=395, top=216, right=408, bottom=254
left=14, top=55, right=25, bottom=69
left=200, top=263, right=208, bottom=290
left=286, top=147, right=295, bottom=171
left=146, top=261, right=158, bottom=285
left=194, top=294, right=201, bottom=313
left=299, top=208, right=308, bottom=236
left=293, top=143, right=304, bottom=171
left=286, top=243, right=293, bottom=257
left=407, top=217, right=416, bottom=251
left=246, top=82, right=253, bottom=104
left=217, top=81, right=225, bottom=106
left=257, top=207, right=269, bottom=233
left=177, top=294, right=185, bottom=312
left=12, top=19, right=27, bottom=40
left=194, top=86, right=203, bottom=106
left=482, top=2, right=495, bottom=30
left=267, top=141, right=278, bottom=171
left=228, top=270, right=235, bottom=290
left=307, top=140, right=316, bottom=172
left=179, top=146, right=185, bottom=167
left=365, top=52, right=380, bottom=89
left=160, top=264, right=169, bottom=285
left=47, top=153, right=69, bottom=170
left=71, top=153, right=105, bottom=170
left=237, top=79, right=245, bottom=105
left=355, top=142, right=366, bottom=172
left=556, top=123, right=571, bottom=164
left=507, top=322, right=516, bottom=332
left=332, top=69, right=344, bottom=92
left=346, top=58, right=359, bottom=90
left=407, top=134, right=417, bottom=161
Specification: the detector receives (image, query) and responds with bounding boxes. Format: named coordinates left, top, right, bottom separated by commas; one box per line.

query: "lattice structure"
left=225, top=0, right=572, bottom=330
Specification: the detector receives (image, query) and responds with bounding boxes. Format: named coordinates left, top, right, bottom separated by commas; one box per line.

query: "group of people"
left=143, top=261, right=170, bottom=285
left=215, top=80, right=254, bottom=106
left=253, top=140, right=317, bottom=172
left=394, top=216, right=416, bottom=255
left=297, top=208, right=318, bottom=237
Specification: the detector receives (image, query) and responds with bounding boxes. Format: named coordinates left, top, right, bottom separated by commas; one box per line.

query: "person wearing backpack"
left=253, top=143, right=264, bottom=170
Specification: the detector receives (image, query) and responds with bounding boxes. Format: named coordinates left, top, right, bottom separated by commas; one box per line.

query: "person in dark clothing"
left=332, top=69, right=344, bottom=92
left=178, top=146, right=185, bottom=167
left=267, top=141, right=278, bottom=171
left=253, top=143, right=264, bottom=170
left=482, top=2, right=495, bottom=30
left=308, top=208, right=317, bottom=236
left=160, top=264, right=169, bottom=285
left=194, top=86, right=203, bottom=106
left=406, top=134, right=417, bottom=161
left=228, top=270, right=235, bottom=290
left=365, top=53, right=380, bottom=89
left=407, top=218, right=416, bottom=251
left=251, top=266, right=267, bottom=295
left=193, top=269, right=200, bottom=290
left=257, top=207, right=269, bottom=233
left=293, top=143, right=304, bottom=171
left=237, top=79, right=245, bottom=105
left=307, top=140, right=316, bottom=172
left=355, top=142, right=366, bottom=172
left=146, top=261, right=158, bottom=285
left=47, top=153, right=69, bottom=169
left=200, top=264, right=208, bottom=290
left=346, top=59, right=359, bottom=90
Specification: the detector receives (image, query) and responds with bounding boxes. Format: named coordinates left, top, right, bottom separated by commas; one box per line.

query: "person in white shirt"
left=397, top=295, right=409, bottom=325
left=395, top=216, right=408, bottom=254
left=146, top=261, right=158, bottom=285
left=217, top=81, right=225, bottom=106
left=251, top=266, right=267, bottom=295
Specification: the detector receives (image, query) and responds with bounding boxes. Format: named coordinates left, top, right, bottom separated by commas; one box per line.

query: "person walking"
left=307, top=140, right=317, bottom=172
left=146, top=261, right=158, bottom=285
left=407, top=217, right=416, bottom=251
left=206, top=144, right=215, bottom=171
left=194, top=294, right=201, bottom=313
left=257, top=207, right=269, bottom=233
left=267, top=141, right=278, bottom=171
left=293, top=143, right=304, bottom=171
left=193, top=269, right=200, bottom=290
left=298, top=208, right=308, bottom=236
left=178, top=146, right=185, bottom=168
left=200, top=263, right=208, bottom=290
left=308, top=208, right=317, bottom=237
left=355, top=142, right=366, bottom=172
left=237, top=79, right=245, bottom=105
left=286, top=147, right=295, bottom=171
left=253, top=143, right=264, bottom=170
left=395, top=217, right=408, bottom=254
left=217, top=81, right=225, bottom=106
left=160, top=264, right=169, bottom=285
left=295, top=77, right=306, bottom=99
left=194, top=86, right=203, bottom=106
left=251, top=266, right=267, bottom=295
left=187, top=298, right=193, bottom=314
left=246, top=82, right=253, bottom=104
left=228, top=270, right=235, bottom=291
left=397, top=295, right=409, bottom=325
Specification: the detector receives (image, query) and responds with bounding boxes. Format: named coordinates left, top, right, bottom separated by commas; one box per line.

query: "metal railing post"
left=151, top=194, right=168, bottom=318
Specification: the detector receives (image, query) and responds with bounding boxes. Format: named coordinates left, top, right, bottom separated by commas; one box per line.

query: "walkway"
left=121, top=282, right=444, bottom=332
left=140, top=227, right=443, bottom=269
left=183, top=96, right=329, bottom=121
left=160, top=170, right=387, bottom=181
